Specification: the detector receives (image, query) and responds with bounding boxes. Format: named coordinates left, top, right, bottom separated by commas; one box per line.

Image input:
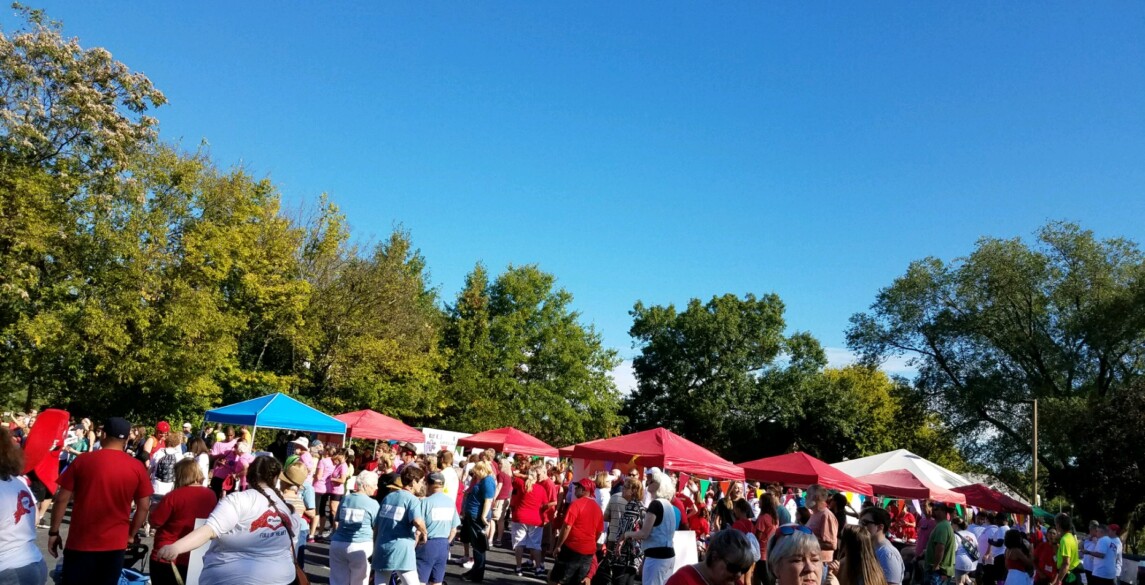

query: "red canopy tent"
left=857, top=469, right=967, bottom=504
left=456, top=427, right=559, bottom=457
left=569, top=427, right=744, bottom=480
left=951, top=483, right=1031, bottom=514
left=738, top=452, right=874, bottom=495
left=335, top=410, right=425, bottom=443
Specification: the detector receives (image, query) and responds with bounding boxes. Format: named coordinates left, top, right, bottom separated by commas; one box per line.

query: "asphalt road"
left=35, top=518, right=544, bottom=585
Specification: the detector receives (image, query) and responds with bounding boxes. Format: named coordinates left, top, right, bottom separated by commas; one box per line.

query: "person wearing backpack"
left=150, top=431, right=185, bottom=506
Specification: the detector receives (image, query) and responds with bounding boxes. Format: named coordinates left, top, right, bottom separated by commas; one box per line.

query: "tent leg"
left=251, top=425, right=257, bottom=450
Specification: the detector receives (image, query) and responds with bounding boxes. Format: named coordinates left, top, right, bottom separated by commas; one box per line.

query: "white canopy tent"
left=832, top=449, right=973, bottom=490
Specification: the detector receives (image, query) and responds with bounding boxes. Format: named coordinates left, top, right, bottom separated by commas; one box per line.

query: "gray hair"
left=767, top=529, right=822, bottom=579
left=648, top=472, right=676, bottom=500
left=707, top=529, right=754, bottom=570
left=356, top=470, right=379, bottom=491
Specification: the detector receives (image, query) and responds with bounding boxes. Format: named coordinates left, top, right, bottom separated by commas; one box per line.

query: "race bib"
left=342, top=508, right=366, bottom=523
left=431, top=507, right=455, bottom=522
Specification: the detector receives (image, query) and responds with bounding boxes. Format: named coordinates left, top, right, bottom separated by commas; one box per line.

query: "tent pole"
left=251, top=425, right=257, bottom=450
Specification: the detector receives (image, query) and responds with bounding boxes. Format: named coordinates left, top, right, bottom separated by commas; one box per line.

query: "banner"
left=420, top=427, right=471, bottom=456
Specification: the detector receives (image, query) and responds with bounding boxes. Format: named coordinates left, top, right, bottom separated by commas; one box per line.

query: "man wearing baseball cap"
left=924, top=502, right=957, bottom=585
left=48, top=417, right=154, bottom=585
left=549, top=477, right=604, bottom=585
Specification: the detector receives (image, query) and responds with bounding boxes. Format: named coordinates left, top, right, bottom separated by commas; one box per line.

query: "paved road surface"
left=35, top=519, right=545, bottom=585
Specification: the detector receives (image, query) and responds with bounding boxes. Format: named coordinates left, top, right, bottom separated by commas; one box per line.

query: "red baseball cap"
left=577, top=478, right=595, bottom=491
left=156, top=421, right=171, bottom=433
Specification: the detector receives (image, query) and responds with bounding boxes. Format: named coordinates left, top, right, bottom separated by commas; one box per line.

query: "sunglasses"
left=778, top=524, right=814, bottom=536
left=860, top=519, right=876, bottom=527
left=725, top=562, right=753, bottom=575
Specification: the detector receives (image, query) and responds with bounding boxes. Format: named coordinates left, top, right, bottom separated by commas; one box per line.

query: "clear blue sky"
left=13, top=3, right=1145, bottom=388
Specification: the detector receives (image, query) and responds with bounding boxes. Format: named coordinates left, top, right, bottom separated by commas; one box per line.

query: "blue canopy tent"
left=203, top=393, right=346, bottom=445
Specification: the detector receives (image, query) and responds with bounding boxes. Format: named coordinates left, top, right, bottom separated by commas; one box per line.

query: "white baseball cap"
left=291, top=437, right=310, bottom=450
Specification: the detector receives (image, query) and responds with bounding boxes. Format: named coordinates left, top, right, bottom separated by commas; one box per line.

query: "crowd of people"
left=0, top=411, right=1131, bottom=585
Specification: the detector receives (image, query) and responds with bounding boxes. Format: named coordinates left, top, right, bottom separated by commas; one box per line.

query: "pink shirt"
left=328, top=462, right=347, bottom=495
left=313, top=457, right=334, bottom=495
left=236, top=453, right=256, bottom=490
left=210, top=440, right=238, bottom=480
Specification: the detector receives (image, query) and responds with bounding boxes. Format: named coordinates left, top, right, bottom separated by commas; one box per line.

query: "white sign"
left=420, top=427, right=471, bottom=456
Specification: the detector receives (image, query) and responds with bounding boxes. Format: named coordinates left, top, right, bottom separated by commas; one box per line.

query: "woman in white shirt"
left=0, top=426, right=47, bottom=584
left=158, top=456, right=301, bottom=585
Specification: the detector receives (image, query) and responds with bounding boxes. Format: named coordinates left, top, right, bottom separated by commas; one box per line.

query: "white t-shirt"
left=441, top=466, right=459, bottom=497
left=955, top=529, right=978, bottom=572
left=1082, top=537, right=1098, bottom=572
left=200, top=489, right=301, bottom=585
left=195, top=453, right=211, bottom=486
left=150, top=447, right=183, bottom=496
left=1092, top=536, right=1122, bottom=580
left=989, top=525, right=1007, bottom=558
left=0, top=477, right=42, bottom=572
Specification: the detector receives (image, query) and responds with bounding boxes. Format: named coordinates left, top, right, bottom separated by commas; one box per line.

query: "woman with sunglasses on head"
left=667, top=529, right=756, bottom=585
left=834, top=524, right=889, bottom=585
left=624, top=472, right=677, bottom=585
left=767, top=524, right=823, bottom=585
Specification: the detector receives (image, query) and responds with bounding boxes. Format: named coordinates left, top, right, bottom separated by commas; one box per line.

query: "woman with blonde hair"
left=716, top=481, right=746, bottom=532
left=766, top=525, right=823, bottom=585
left=149, top=458, right=218, bottom=585
left=609, top=477, right=647, bottom=585
left=834, top=524, right=888, bottom=585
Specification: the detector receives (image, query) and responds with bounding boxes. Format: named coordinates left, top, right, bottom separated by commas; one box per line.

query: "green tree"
left=623, top=293, right=827, bottom=460
left=442, top=264, right=623, bottom=445
left=847, top=221, right=1145, bottom=520
left=300, top=230, right=446, bottom=420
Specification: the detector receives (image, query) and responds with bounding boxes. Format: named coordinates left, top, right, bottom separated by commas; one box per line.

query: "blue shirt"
left=374, top=489, right=424, bottom=571
left=422, top=492, right=461, bottom=539
left=463, top=475, right=496, bottom=518
left=876, top=538, right=905, bottom=585
left=333, top=492, right=380, bottom=543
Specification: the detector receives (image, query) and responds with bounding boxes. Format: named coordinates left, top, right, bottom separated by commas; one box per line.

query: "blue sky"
left=13, top=3, right=1145, bottom=391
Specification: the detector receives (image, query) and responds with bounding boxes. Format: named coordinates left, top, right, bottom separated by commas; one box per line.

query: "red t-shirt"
left=513, top=482, right=549, bottom=526
left=149, top=486, right=218, bottom=565
left=1034, top=542, right=1058, bottom=582
left=496, top=471, right=512, bottom=501
left=562, top=495, right=604, bottom=555
left=58, top=449, right=153, bottom=551
left=541, top=479, right=559, bottom=523
left=688, top=515, right=711, bottom=537
left=667, top=564, right=706, bottom=585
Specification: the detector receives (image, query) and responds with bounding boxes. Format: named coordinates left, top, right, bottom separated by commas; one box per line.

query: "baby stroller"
left=51, top=543, right=152, bottom=584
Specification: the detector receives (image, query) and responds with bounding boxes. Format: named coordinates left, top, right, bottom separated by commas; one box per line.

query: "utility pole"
left=1032, top=398, right=1038, bottom=506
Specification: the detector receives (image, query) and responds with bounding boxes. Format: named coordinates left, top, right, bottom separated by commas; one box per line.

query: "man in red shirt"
left=550, top=478, right=604, bottom=585
left=48, top=417, right=153, bottom=585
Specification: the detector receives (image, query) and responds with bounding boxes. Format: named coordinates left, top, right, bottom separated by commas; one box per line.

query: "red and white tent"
left=856, top=469, right=967, bottom=504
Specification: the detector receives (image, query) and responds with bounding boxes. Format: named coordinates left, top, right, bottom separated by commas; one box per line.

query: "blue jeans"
left=0, top=559, right=47, bottom=585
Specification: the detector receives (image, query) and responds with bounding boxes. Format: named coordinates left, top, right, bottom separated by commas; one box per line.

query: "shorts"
left=416, top=538, right=451, bottom=584
left=1089, top=577, right=1114, bottom=585
left=28, top=471, right=52, bottom=502
left=375, top=570, right=420, bottom=585
left=512, top=523, right=543, bottom=550
left=329, top=493, right=344, bottom=502
left=492, top=499, right=508, bottom=521
left=550, top=547, right=594, bottom=585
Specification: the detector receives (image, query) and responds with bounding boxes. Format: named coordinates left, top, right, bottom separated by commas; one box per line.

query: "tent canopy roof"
left=456, top=427, right=558, bottom=457
left=857, top=469, right=967, bottom=504
left=951, top=483, right=1031, bottom=514
left=335, top=410, right=425, bottom=443
left=739, top=452, right=873, bottom=495
left=204, top=393, right=346, bottom=435
left=832, top=449, right=973, bottom=490
left=570, top=427, right=744, bottom=480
